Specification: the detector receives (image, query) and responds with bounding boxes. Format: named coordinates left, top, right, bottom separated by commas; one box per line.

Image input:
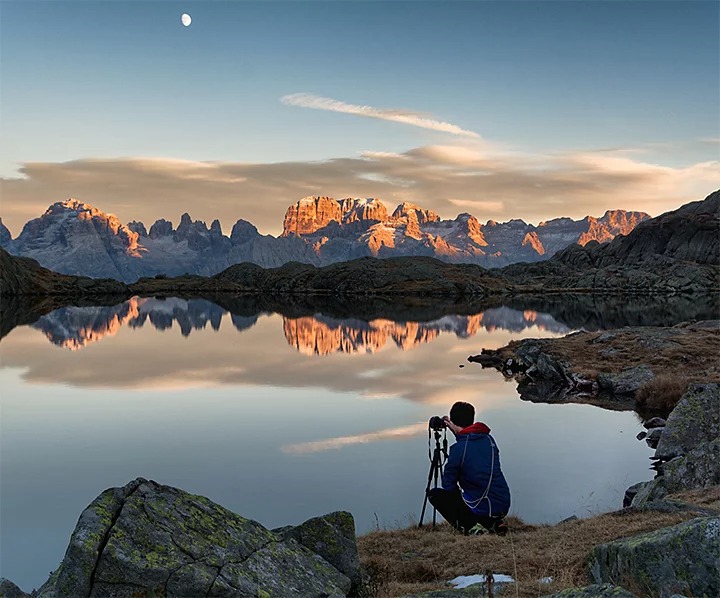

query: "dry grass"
left=635, top=375, right=691, bottom=412
left=668, top=486, right=720, bottom=512
left=357, top=510, right=700, bottom=597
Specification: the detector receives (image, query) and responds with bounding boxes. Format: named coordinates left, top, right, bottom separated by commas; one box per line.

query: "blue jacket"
left=441, top=422, right=511, bottom=517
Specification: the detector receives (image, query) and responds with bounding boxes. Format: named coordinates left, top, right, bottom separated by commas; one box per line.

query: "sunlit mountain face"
left=29, top=298, right=569, bottom=353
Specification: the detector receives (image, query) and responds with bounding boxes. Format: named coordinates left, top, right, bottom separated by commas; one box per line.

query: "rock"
left=273, top=511, right=362, bottom=591
left=559, top=515, right=579, bottom=524
left=623, top=482, right=651, bottom=508
left=402, top=589, right=493, bottom=597
left=643, top=417, right=667, bottom=429
left=540, top=584, right=638, bottom=598
left=591, top=333, right=617, bottom=344
left=39, top=478, right=350, bottom=598
left=597, top=364, right=655, bottom=395
left=632, top=439, right=720, bottom=506
left=587, top=516, right=719, bottom=598
left=655, top=383, right=720, bottom=461
left=0, top=578, right=30, bottom=598
left=645, top=427, right=663, bottom=448
left=636, top=431, right=647, bottom=441
left=539, top=584, right=638, bottom=597
left=535, top=352, right=570, bottom=382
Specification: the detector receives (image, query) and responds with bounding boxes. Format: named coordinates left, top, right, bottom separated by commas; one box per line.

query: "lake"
left=1, top=294, right=717, bottom=591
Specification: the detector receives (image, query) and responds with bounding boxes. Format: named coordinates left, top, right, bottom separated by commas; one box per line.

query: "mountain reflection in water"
left=29, top=297, right=570, bottom=354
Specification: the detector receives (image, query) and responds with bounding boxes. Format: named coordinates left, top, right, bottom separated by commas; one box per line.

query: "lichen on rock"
left=37, top=478, right=351, bottom=597
left=587, top=516, right=719, bottom=598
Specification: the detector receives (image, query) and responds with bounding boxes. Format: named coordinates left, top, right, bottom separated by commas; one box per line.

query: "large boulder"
left=540, top=585, right=638, bottom=598
left=274, top=511, right=362, bottom=592
left=36, top=478, right=350, bottom=597
left=597, top=364, right=655, bottom=395
left=587, top=516, right=719, bottom=598
left=632, top=439, right=720, bottom=505
left=655, top=383, right=720, bottom=461
left=0, top=579, right=30, bottom=598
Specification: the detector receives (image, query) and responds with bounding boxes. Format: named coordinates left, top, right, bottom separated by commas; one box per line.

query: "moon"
left=181, top=13, right=192, bottom=27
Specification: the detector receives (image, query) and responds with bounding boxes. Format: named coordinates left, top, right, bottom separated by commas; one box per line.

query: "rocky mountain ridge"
left=1, top=196, right=649, bottom=282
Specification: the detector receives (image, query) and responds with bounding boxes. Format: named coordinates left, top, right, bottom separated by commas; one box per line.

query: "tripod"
left=418, top=427, right=448, bottom=528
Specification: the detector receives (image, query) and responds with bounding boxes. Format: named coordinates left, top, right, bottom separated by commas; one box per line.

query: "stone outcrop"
left=587, top=516, right=719, bottom=598
left=630, top=384, right=720, bottom=507
left=274, top=511, right=363, bottom=591
left=654, top=383, right=720, bottom=460
left=2, top=194, right=652, bottom=282
left=597, top=365, right=656, bottom=395
left=0, top=578, right=30, bottom=598
left=540, top=585, right=638, bottom=598
left=36, top=478, right=352, bottom=598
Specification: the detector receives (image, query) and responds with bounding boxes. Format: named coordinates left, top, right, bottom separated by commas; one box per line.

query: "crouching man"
left=428, top=401, right=511, bottom=535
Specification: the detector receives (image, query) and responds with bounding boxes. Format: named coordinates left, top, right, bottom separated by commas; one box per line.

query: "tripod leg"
left=418, top=452, right=438, bottom=527
left=432, top=450, right=440, bottom=528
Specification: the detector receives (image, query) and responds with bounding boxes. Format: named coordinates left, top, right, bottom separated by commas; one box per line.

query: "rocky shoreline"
left=469, top=322, right=720, bottom=413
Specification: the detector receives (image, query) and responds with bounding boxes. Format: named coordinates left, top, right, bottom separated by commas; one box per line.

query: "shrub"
left=636, top=375, right=690, bottom=413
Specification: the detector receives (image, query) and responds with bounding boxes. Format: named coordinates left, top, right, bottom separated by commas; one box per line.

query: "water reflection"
left=3, top=294, right=715, bottom=591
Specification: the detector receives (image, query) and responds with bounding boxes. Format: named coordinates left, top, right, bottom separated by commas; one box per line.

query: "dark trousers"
left=428, top=488, right=505, bottom=534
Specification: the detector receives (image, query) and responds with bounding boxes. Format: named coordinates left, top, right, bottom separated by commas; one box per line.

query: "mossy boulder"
left=539, top=584, right=638, bottom=597
left=274, top=511, right=362, bottom=591
left=0, top=578, right=30, bottom=598
left=655, top=383, right=720, bottom=461
left=587, top=516, right=719, bottom=598
left=37, top=478, right=350, bottom=597
left=633, top=439, right=720, bottom=506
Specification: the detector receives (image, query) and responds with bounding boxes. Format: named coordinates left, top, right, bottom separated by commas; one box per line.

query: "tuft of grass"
left=635, top=375, right=690, bottom=413
left=357, top=506, right=706, bottom=597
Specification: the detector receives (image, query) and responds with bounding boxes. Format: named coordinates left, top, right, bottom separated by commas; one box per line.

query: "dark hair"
left=449, top=401, right=475, bottom=429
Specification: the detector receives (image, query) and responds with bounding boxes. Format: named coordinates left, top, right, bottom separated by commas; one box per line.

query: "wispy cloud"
left=2, top=146, right=718, bottom=236
left=281, top=422, right=427, bottom=454
left=448, top=199, right=505, bottom=212
left=281, top=93, right=480, bottom=139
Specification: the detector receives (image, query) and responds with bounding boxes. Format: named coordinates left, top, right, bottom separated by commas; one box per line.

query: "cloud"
left=281, top=423, right=427, bottom=454
left=1, top=145, right=718, bottom=236
left=281, top=93, right=480, bottom=139
left=448, top=199, right=505, bottom=212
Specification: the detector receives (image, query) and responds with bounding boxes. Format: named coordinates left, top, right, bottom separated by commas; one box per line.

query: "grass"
left=635, top=375, right=691, bottom=412
left=357, top=487, right=720, bottom=597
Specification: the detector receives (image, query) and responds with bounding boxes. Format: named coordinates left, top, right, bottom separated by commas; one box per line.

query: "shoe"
left=467, top=523, right=487, bottom=536
left=491, top=520, right=508, bottom=536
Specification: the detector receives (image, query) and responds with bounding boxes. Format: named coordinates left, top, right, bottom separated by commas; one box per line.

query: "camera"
left=428, top=416, right=446, bottom=431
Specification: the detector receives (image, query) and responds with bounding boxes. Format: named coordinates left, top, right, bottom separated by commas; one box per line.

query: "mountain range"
left=0, top=196, right=649, bottom=282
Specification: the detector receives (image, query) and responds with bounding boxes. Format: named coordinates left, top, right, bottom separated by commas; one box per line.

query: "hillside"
left=501, top=190, right=720, bottom=292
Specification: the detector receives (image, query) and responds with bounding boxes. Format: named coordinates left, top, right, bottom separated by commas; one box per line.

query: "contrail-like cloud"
left=281, top=93, right=480, bottom=138
left=281, top=422, right=427, bottom=454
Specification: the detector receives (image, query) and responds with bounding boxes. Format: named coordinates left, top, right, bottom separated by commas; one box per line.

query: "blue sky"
left=1, top=1, right=718, bottom=234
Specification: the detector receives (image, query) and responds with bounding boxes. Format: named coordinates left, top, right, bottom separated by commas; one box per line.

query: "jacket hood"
left=458, top=422, right=490, bottom=435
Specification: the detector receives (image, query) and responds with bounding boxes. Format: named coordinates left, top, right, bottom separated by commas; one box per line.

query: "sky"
left=1, top=0, right=718, bottom=236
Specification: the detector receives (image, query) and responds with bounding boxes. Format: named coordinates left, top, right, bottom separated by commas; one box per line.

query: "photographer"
left=428, top=401, right=511, bottom=535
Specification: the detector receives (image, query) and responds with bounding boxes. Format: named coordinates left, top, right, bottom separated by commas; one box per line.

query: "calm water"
left=1, top=295, right=716, bottom=591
